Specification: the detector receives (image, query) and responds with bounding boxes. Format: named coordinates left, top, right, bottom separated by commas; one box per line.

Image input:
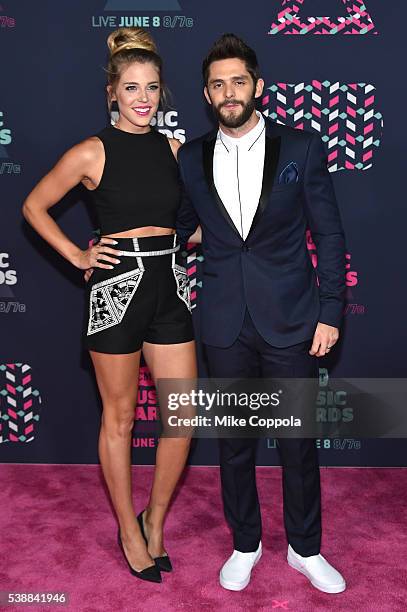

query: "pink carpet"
left=1, top=464, right=406, bottom=611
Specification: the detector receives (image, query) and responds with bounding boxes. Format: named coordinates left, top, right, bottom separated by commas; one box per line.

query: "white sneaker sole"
left=219, top=548, right=262, bottom=591
left=287, top=554, right=346, bottom=594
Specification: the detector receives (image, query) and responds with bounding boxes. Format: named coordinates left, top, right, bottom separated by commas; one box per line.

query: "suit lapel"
left=246, top=133, right=281, bottom=240
left=202, top=121, right=282, bottom=241
left=202, top=135, right=242, bottom=238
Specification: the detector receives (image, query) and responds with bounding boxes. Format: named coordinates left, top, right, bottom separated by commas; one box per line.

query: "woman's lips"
left=132, top=106, right=151, bottom=116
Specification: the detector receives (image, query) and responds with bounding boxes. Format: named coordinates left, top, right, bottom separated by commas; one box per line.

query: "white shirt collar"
left=217, top=110, right=265, bottom=152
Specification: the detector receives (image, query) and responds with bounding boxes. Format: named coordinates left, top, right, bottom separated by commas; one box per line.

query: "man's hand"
left=309, top=322, right=339, bottom=357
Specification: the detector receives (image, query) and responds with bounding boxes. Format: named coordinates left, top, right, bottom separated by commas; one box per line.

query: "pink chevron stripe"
left=364, top=123, right=373, bottom=135
left=312, top=106, right=321, bottom=118
left=346, top=134, right=356, bottom=145
left=365, top=95, right=375, bottom=107
left=329, top=123, right=338, bottom=135
left=22, top=375, right=31, bottom=385
left=9, top=433, right=18, bottom=441
left=6, top=364, right=15, bottom=369
left=7, top=408, right=17, bottom=419
left=277, top=83, right=287, bottom=90
left=312, top=80, right=322, bottom=90
left=6, top=384, right=16, bottom=395
left=262, top=95, right=270, bottom=105
left=294, top=96, right=304, bottom=108
left=188, top=266, right=196, bottom=276
left=349, top=83, right=358, bottom=90
left=345, top=160, right=355, bottom=169
left=277, top=106, right=287, bottom=118
left=24, top=399, right=33, bottom=410
left=347, top=106, right=356, bottom=117
left=25, top=424, right=34, bottom=435
left=190, top=291, right=197, bottom=301
left=304, top=21, right=317, bottom=33
left=328, top=150, right=338, bottom=162
left=363, top=150, right=373, bottom=162
left=329, top=96, right=339, bottom=108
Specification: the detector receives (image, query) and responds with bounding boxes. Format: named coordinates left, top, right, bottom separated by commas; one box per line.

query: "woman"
left=22, top=27, right=197, bottom=583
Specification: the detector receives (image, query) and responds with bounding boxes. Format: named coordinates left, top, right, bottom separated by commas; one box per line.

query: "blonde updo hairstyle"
left=106, top=27, right=167, bottom=113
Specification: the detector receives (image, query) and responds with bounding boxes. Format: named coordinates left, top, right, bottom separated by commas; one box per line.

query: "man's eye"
left=236, top=81, right=245, bottom=86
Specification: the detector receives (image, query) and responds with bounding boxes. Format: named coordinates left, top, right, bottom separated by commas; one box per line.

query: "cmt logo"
left=316, top=368, right=353, bottom=424
left=0, top=110, right=12, bottom=157
left=0, top=4, right=16, bottom=28
left=104, top=0, right=181, bottom=9
left=0, top=110, right=20, bottom=174
left=151, top=110, right=186, bottom=143
left=306, top=231, right=358, bottom=287
left=110, top=109, right=186, bottom=143
left=0, top=364, right=42, bottom=443
left=262, top=81, right=383, bottom=172
left=0, top=253, right=17, bottom=286
left=269, top=0, right=377, bottom=35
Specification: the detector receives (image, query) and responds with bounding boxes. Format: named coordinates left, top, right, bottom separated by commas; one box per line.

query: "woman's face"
left=109, top=61, right=160, bottom=132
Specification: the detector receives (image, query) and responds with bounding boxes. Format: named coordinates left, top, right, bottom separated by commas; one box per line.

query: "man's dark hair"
left=202, top=33, right=260, bottom=85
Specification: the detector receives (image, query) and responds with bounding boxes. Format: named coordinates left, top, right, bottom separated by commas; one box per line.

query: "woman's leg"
left=141, top=340, right=197, bottom=558
left=90, top=350, right=154, bottom=571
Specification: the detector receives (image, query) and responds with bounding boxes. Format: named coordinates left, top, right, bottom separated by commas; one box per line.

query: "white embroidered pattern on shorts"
left=87, top=267, right=144, bottom=335
left=172, top=259, right=191, bottom=313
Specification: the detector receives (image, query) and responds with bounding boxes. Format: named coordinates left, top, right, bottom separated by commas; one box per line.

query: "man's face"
left=204, top=58, right=264, bottom=128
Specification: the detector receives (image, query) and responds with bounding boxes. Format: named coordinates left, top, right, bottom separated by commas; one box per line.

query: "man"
left=176, top=34, right=346, bottom=594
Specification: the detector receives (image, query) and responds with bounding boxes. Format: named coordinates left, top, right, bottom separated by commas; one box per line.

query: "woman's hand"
left=74, top=238, right=122, bottom=270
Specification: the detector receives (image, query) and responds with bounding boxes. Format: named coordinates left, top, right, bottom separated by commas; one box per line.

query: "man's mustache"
left=218, top=100, right=244, bottom=109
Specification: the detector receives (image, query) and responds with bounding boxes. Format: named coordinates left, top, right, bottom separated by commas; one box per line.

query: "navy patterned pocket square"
left=278, top=161, right=299, bottom=184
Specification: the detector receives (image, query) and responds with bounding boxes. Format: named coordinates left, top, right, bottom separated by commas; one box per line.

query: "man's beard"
left=213, top=96, right=256, bottom=129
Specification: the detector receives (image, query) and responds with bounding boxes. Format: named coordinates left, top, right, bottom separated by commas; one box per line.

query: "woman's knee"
left=101, top=397, right=136, bottom=437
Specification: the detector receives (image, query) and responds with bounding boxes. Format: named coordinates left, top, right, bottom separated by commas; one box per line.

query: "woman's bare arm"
left=22, top=138, right=120, bottom=270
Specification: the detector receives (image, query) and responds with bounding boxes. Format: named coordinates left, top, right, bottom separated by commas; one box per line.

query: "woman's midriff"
left=103, top=226, right=176, bottom=239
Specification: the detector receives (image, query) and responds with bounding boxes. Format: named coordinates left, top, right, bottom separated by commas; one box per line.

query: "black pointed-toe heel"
left=137, top=510, right=173, bottom=573
left=117, top=529, right=162, bottom=583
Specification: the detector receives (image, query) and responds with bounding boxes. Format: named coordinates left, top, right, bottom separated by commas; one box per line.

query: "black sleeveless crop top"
left=90, top=125, right=181, bottom=235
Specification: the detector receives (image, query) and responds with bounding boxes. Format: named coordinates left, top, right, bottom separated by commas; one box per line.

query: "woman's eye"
left=148, top=85, right=159, bottom=91
left=126, top=86, right=137, bottom=91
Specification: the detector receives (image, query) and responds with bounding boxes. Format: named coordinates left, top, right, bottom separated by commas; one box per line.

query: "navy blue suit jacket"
left=176, top=119, right=346, bottom=348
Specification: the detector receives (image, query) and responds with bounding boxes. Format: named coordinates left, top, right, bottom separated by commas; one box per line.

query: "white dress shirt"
left=213, top=110, right=266, bottom=240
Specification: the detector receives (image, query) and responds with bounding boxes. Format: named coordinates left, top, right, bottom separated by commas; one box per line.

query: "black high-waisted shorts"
left=84, top=234, right=194, bottom=354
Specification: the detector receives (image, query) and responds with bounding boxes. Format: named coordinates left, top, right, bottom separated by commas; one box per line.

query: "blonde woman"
left=23, top=28, right=197, bottom=583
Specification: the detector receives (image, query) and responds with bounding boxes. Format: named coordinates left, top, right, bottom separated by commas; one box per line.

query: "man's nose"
left=224, top=84, right=235, bottom=98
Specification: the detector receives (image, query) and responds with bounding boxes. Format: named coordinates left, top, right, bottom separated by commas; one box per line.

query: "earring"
left=110, top=100, right=119, bottom=125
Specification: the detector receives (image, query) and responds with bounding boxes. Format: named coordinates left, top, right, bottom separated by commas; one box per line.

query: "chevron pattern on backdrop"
left=269, top=0, right=377, bottom=35
left=262, top=81, right=383, bottom=172
left=0, top=364, right=41, bottom=443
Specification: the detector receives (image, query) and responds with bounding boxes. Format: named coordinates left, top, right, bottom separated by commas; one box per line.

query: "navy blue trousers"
left=204, top=309, right=321, bottom=557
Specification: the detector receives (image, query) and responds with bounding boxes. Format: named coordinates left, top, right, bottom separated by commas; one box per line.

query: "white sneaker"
left=287, top=544, right=346, bottom=593
left=219, top=542, right=262, bottom=591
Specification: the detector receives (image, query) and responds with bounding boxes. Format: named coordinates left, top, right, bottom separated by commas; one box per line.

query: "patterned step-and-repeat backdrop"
left=1, top=1, right=406, bottom=466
